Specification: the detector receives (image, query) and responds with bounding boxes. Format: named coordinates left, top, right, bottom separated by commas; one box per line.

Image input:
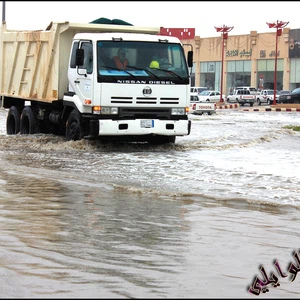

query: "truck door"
left=71, top=41, right=93, bottom=105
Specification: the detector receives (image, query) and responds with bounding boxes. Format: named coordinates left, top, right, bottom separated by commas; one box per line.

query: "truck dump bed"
left=0, top=21, right=160, bottom=103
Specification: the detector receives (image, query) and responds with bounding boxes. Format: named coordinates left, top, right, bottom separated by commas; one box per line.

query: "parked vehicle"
left=278, top=88, right=300, bottom=104
left=1, top=20, right=193, bottom=144
left=190, top=94, right=200, bottom=102
left=190, top=86, right=208, bottom=94
left=227, top=90, right=239, bottom=103
left=197, top=90, right=225, bottom=103
left=189, top=93, right=200, bottom=113
left=227, top=89, right=256, bottom=106
left=256, top=89, right=280, bottom=105
left=194, top=103, right=216, bottom=115
left=235, top=86, right=259, bottom=95
left=189, top=102, right=216, bottom=115
left=278, top=90, right=292, bottom=95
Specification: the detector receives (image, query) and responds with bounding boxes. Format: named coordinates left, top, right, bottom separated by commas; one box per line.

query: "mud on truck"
left=0, top=19, right=193, bottom=144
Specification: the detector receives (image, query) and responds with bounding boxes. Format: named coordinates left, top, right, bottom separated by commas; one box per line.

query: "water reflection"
left=0, top=164, right=196, bottom=297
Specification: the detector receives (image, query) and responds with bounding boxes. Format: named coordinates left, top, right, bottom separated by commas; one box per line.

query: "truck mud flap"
left=188, top=120, right=191, bottom=135
left=89, top=119, right=99, bottom=138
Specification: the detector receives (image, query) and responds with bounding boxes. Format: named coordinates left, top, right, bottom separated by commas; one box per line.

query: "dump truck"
left=0, top=20, right=193, bottom=144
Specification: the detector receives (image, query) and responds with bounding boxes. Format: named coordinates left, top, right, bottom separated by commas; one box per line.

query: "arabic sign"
left=226, top=49, right=252, bottom=57
left=289, top=29, right=300, bottom=58
left=248, top=250, right=300, bottom=296
left=259, top=50, right=280, bottom=58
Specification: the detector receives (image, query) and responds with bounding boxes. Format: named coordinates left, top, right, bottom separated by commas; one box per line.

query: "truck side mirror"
left=76, top=48, right=84, bottom=66
left=187, top=51, right=193, bottom=68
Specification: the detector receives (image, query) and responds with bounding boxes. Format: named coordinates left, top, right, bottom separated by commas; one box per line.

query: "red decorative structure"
left=159, top=28, right=195, bottom=40
left=266, top=20, right=289, bottom=105
left=214, top=25, right=234, bottom=103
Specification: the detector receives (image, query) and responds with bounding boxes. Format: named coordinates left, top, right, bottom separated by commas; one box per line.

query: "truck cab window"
left=96, top=41, right=189, bottom=81
left=70, top=42, right=79, bottom=68
left=81, top=42, right=93, bottom=74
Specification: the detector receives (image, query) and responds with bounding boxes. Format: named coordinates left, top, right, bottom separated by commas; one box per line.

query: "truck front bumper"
left=89, top=119, right=191, bottom=137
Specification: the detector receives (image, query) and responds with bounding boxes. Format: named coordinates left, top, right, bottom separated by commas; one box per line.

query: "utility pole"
left=214, top=25, right=234, bottom=103
left=266, top=20, right=289, bottom=105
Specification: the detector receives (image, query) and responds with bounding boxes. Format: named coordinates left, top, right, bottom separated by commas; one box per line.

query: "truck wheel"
left=20, top=106, right=39, bottom=134
left=65, top=109, right=83, bottom=141
left=6, top=106, right=20, bottom=135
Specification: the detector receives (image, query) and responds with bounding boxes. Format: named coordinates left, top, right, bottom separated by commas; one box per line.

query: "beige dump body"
left=0, top=21, right=160, bottom=103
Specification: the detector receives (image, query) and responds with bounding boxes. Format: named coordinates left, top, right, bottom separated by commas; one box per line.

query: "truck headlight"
left=93, top=107, right=119, bottom=115
left=171, top=108, right=185, bottom=115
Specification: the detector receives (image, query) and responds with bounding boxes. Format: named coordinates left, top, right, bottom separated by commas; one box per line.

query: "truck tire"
left=20, top=106, right=40, bottom=134
left=6, top=106, right=20, bottom=135
left=65, top=109, right=83, bottom=141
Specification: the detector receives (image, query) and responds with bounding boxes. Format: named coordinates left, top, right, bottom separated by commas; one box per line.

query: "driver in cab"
left=113, top=48, right=129, bottom=70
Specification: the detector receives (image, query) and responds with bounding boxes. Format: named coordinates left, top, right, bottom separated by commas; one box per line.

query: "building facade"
left=180, top=27, right=300, bottom=95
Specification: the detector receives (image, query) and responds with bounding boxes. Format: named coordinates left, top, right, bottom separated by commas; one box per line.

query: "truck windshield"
left=97, top=41, right=189, bottom=83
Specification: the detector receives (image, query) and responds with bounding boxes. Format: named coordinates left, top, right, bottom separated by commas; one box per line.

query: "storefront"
left=186, top=27, right=291, bottom=95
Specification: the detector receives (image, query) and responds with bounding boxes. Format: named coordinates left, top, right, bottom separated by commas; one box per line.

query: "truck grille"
left=110, top=96, right=180, bottom=105
left=118, top=107, right=170, bottom=118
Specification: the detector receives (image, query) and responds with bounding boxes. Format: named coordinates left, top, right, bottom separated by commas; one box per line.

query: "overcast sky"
left=1, top=1, right=297, bottom=37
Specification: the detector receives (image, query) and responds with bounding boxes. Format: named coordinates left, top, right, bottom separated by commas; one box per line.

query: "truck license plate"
left=141, top=120, right=154, bottom=128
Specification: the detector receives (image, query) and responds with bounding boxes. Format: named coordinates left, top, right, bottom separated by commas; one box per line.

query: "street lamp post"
left=266, top=20, right=289, bottom=105
left=215, top=25, right=234, bottom=103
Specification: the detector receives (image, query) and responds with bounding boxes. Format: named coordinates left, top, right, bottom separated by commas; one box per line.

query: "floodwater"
left=0, top=107, right=300, bottom=298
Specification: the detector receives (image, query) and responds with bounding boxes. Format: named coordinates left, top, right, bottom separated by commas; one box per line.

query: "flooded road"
left=0, top=108, right=300, bottom=298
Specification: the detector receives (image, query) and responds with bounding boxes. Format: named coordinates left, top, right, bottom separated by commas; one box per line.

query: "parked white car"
left=198, top=90, right=225, bottom=102
left=256, top=89, right=280, bottom=105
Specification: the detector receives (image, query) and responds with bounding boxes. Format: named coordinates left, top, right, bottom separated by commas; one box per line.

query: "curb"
left=216, top=104, right=239, bottom=109
left=242, top=107, right=300, bottom=112
left=216, top=103, right=300, bottom=112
